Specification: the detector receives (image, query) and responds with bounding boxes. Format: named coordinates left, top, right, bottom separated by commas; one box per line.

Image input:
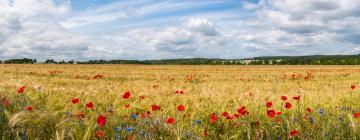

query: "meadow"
left=1, top=64, right=360, bottom=139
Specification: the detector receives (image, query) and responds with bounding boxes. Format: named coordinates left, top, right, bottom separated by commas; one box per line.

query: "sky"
left=0, top=0, right=360, bottom=60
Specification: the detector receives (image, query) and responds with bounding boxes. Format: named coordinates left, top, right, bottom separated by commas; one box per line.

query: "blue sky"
left=0, top=0, right=360, bottom=60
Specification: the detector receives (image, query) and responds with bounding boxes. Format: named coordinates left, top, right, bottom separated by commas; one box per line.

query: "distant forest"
left=3, top=55, right=360, bottom=65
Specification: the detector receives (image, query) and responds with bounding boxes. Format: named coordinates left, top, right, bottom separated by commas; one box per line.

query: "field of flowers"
left=1, top=64, right=360, bottom=139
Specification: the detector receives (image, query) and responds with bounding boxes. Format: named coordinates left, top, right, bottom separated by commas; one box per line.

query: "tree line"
left=3, top=55, right=360, bottom=65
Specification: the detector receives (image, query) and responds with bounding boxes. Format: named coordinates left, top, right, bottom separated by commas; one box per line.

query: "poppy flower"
left=95, top=130, right=105, bottom=138
left=77, top=112, right=85, bottom=119
left=18, top=85, right=25, bottom=94
left=124, top=104, right=130, bottom=109
left=25, top=106, right=32, bottom=111
left=1, top=98, right=9, bottom=107
left=354, top=112, right=360, bottom=118
left=266, top=101, right=273, bottom=108
left=71, top=98, right=79, bottom=104
left=175, top=90, right=184, bottom=94
left=351, top=84, right=356, bottom=90
left=289, top=130, right=298, bottom=137
left=176, top=105, right=185, bottom=112
left=210, top=113, right=218, bottom=123
left=97, top=115, right=107, bottom=127
left=222, top=112, right=230, bottom=117
left=293, top=96, right=300, bottom=100
left=306, top=107, right=312, bottom=113
left=123, top=91, right=131, bottom=99
left=237, top=106, right=249, bottom=115
left=139, top=96, right=145, bottom=99
left=166, top=117, right=175, bottom=125
left=281, top=96, right=287, bottom=101
left=267, top=110, right=276, bottom=118
left=285, top=102, right=292, bottom=109
left=151, top=105, right=160, bottom=111
left=86, top=102, right=93, bottom=109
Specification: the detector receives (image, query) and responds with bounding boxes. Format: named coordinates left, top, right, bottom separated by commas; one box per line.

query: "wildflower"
left=289, top=130, right=298, bottom=137
left=115, top=135, right=120, bottom=139
left=71, top=98, right=79, bottom=104
left=131, top=114, right=137, bottom=119
left=210, top=113, right=218, bottom=123
left=175, top=90, right=184, bottom=94
left=266, top=101, right=273, bottom=108
left=125, top=127, right=133, bottom=132
left=114, top=127, right=121, bottom=132
left=1, top=98, right=9, bottom=107
left=351, top=84, right=356, bottom=90
left=306, top=107, right=312, bottom=113
left=354, top=112, right=360, bottom=118
left=222, top=112, right=230, bottom=117
left=195, top=120, right=201, bottom=124
left=95, top=130, right=104, bottom=138
left=309, top=116, right=314, bottom=124
left=151, top=105, right=160, bottom=111
left=318, top=108, right=324, bottom=115
left=25, top=106, right=32, bottom=111
left=285, top=102, right=292, bottom=109
left=86, top=102, right=93, bottom=109
left=237, top=106, right=249, bottom=115
left=292, top=96, right=300, bottom=101
left=281, top=96, right=287, bottom=101
left=267, top=110, right=276, bottom=118
left=18, top=85, right=26, bottom=94
left=123, top=91, right=131, bottom=99
left=124, top=104, right=130, bottom=109
left=97, top=115, right=107, bottom=127
left=166, top=117, right=175, bottom=125
left=276, top=111, right=282, bottom=116
left=176, top=105, right=185, bottom=112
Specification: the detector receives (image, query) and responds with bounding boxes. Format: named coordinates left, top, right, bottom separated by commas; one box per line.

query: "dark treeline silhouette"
left=3, top=55, right=360, bottom=65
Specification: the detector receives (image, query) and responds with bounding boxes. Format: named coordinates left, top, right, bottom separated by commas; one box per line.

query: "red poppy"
left=266, top=101, right=273, bottom=108
left=237, top=106, right=249, bottom=115
left=166, top=117, right=175, bottom=125
left=139, top=96, right=145, bottom=99
left=18, top=85, right=25, bottom=94
left=175, top=90, right=184, bottom=94
left=95, top=130, right=105, bottom=138
left=222, top=112, right=230, bottom=117
left=306, top=107, right=312, bottom=113
left=123, top=91, right=131, bottom=99
left=86, top=102, right=93, bottom=109
left=176, top=105, right=185, bottom=112
left=151, top=105, right=161, bottom=111
left=351, top=84, right=356, bottom=90
left=77, top=112, right=85, bottom=119
left=293, top=96, right=300, bottom=101
left=276, top=111, right=282, bottom=115
left=25, top=106, right=32, bottom=111
left=285, top=102, right=292, bottom=109
left=97, top=115, right=107, bottom=127
left=210, top=113, right=218, bottom=123
left=203, top=130, right=209, bottom=137
left=354, top=112, right=360, bottom=118
left=281, top=96, right=287, bottom=101
left=1, top=98, right=9, bottom=107
left=71, top=98, right=79, bottom=104
left=124, top=104, right=130, bottom=108
left=290, top=130, right=298, bottom=137
left=267, top=110, right=276, bottom=118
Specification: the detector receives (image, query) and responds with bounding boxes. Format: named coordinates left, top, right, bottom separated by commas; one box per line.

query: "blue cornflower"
left=115, top=135, right=120, bottom=139
left=114, top=127, right=121, bottom=132
left=126, top=127, right=133, bottom=133
left=131, top=114, right=137, bottom=119
left=309, top=116, right=314, bottom=124
left=318, top=108, right=324, bottom=115
left=195, top=120, right=201, bottom=124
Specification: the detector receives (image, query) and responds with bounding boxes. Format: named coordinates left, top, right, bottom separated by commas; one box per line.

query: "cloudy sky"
left=1, top=0, right=360, bottom=60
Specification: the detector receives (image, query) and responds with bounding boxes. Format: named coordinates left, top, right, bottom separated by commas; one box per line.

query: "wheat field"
left=1, top=64, right=360, bottom=139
